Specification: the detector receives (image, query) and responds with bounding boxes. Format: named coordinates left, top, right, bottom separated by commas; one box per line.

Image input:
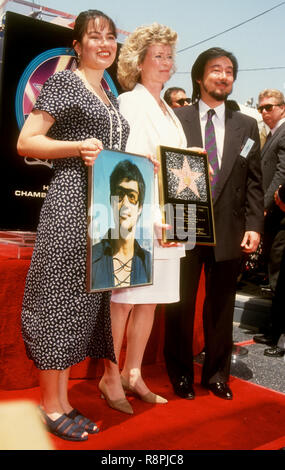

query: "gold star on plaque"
left=170, top=157, right=202, bottom=198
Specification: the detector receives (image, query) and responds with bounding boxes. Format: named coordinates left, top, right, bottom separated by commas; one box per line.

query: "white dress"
left=111, top=84, right=187, bottom=304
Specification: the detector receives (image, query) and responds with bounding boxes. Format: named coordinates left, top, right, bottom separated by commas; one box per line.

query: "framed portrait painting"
left=87, top=149, right=155, bottom=292
left=157, top=146, right=216, bottom=247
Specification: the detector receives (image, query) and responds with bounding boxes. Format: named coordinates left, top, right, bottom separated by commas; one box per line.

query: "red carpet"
left=0, top=241, right=204, bottom=390
left=1, top=241, right=285, bottom=451
left=0, top=363, right=285, bottom=451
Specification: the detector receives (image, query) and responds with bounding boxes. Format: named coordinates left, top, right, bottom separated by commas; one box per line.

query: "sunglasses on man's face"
left=257, top=103, right=283, bottom=113
left=175, top=98, right=191, bottom=106
left=113, top=187, right=139, bottom=205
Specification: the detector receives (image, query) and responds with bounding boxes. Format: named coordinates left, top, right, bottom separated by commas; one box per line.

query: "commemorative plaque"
left=157, top=146, right=216, bottom=246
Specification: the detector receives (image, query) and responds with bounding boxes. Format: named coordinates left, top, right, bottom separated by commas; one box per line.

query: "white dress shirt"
left=271, top=117, right=285, bottom=136
left=199, top=100, right=225, bottom=168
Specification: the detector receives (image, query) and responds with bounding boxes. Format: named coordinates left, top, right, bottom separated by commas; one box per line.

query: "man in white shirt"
left=164, top=47, right=264, bottom=400
left=253, top=89, right=285, bottom=350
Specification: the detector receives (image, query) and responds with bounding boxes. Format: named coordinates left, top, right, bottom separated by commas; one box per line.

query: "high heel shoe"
left=98, top=380, right=133, bottom=415
left=121, top=375, right=168, bottom=404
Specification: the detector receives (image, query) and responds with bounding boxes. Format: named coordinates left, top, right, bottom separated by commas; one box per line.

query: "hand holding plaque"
left=157, top=146, right=216, bottom=247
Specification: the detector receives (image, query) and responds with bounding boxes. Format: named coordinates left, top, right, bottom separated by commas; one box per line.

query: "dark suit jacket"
left=261, top=121, right=285, bottom=230
left=261, top=121, right=285, bottom=210
left=175, top=102, right=264, bottom=261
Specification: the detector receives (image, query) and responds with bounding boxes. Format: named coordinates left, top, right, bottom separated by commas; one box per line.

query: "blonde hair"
left=117, top=23, right=177, bottom=91
left=258, top=89, right=285, bottom=104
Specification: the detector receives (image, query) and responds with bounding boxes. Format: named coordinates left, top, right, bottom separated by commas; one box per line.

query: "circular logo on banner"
left=15, top=47, right=119, bottom=129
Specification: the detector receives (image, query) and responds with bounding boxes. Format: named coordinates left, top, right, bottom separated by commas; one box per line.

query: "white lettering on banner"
left=15, top=190, right=47, bottom=198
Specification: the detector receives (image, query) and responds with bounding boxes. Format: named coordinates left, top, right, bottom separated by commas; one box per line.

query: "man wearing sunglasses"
left=91, top=159, right=151, bottom=290
left=164, top=87, right=191, bottom=108
left=253, top=89, right=285, bottom=351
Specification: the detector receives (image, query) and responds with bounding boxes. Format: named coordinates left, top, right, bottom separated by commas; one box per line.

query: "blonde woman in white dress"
left=98, top=23, right=188, bottom=413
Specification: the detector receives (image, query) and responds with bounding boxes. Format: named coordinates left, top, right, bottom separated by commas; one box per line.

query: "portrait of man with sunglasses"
left=253, top=89, right=285, bottom=349
left=163, top=87, right=191, bottom=108
left=91, top=159, right=152, bottom=290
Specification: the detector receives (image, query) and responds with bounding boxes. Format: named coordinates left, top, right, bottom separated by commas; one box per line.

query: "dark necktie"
left=205, top=109, right=219, bottom=197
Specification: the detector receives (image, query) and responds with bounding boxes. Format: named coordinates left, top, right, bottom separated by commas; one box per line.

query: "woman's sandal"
left=67, top=408, right=99, bottom=434
left=41, top=410, right=88, bottom=442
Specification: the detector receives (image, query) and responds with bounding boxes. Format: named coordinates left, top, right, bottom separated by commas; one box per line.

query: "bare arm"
left=17, top=110, right=103, bottom=165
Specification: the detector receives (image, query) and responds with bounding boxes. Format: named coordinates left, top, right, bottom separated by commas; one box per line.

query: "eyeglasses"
left=113, top=187, right=139, bottom=205
left=257, top=103, right=283, bottom=113
left=175, top=98, right=191, bottom=106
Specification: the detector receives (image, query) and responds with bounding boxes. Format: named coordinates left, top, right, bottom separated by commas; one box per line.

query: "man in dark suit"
left=253, top=90, right=285, bottom=351
left=164, top=47, right=264, bottom=400
left=263, top=186, right=285, bottom=358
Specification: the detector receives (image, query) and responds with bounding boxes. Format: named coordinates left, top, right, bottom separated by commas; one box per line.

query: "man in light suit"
left=253, top=89, right=285, bottom=351
left=164, top=47, right=264, bottom=400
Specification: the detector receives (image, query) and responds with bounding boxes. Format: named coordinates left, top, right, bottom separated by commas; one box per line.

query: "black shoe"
left=264, top=346, right=285, bottom=357
left=259, top=277, right=269, bottom=287
left=260, top=287, right=273, bottom=299
left=172, top=376, right=195, bottom=400
left=205, top=382, right=233, bottom=400
left=259, top=282, right=270, bottom=288
left=253, top=334, right=274, bottom=345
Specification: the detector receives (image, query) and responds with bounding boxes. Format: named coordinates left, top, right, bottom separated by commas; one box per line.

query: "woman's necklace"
left=75, top=69, right=123, bottom=149
left=100, top=94, right=123, bottom=150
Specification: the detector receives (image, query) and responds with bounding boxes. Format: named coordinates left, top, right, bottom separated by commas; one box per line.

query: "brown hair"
left=72, top=9, right=117, bottom=48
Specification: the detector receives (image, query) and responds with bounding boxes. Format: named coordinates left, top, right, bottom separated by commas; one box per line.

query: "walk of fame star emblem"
left=170, top=156, right=203, bottom=198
